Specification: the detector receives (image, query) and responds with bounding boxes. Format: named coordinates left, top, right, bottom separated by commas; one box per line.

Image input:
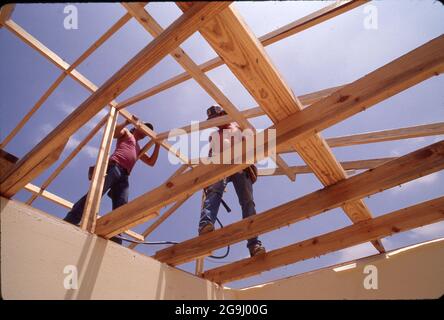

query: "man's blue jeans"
left=63, top=163, right=129, bottom=244
left=199, top=170, right=262, bottom=249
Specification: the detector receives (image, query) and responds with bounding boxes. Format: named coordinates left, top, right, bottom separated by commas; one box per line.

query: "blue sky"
left=1, top=1, right=443, bottom=289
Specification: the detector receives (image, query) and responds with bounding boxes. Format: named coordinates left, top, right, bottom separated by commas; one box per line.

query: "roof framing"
left=0, top=2, right=231, bottom=197
left=1, top=1, right=443, bottom=287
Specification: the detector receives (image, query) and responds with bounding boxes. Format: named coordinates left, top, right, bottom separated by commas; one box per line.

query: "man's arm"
left=113, top=118, right=130, bottom=139
left=113, top=115, right=138, bottom=139
left=140, top=142, right=161, bottom=167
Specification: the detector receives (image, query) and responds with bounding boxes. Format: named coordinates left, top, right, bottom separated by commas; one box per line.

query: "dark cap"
left=130, top=122, right=153, bottom=134
left=207, top=105, right=227, bottom=120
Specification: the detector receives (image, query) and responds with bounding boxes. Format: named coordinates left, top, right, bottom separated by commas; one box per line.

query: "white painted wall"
left=235, top=238, right=444, bottom=299
left=1, top=198, right=234, bottom=300
left=2, top=196, right=443, bottom=300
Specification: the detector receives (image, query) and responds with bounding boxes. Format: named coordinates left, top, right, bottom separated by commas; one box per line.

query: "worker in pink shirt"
left=63, top=115, right=160, bottom=244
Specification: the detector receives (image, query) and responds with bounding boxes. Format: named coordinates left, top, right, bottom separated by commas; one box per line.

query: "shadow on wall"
left=64, top=235, right=108, bottom=300
left=153, top=260, right=224, bottom=300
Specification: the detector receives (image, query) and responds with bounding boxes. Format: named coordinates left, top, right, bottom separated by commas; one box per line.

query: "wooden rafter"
left=26, top=116, right=108, bottom=205
left=24, top=183, right=74, bottom=209
left=0, top=148, right=145, bottom=242
left=0, top=2, right=231, bottom=198
left=127, top=164, right=191, bottom=249
left=324, top=122, right=444, bottom=148
left=154, top=140, right=444, bottom=266
left=2, top=19, right=191, bottom=167
left=203, top=196, right=444, bottom=283
left=155, top=84, right=344, bottom=140
left=258, top=157, right=396, bottom=176
left=80, top=108, right=118, bottom=232
left=23, top=183, right=146, bottom=242
left=0, top=4, right=15, bottom=27
left=177, top=2, right=384, bottom=252
left=116, top=0, right=367, bottom=109
left=0, top=13, right=131, bottom=149
left=123, top=2, right=295, bottom=181
left=94, top=34, right=444, bottom=239
left=128, top=196, right=190, bottom=249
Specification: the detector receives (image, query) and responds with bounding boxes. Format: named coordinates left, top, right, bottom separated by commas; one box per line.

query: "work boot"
left=198, top=222, right=214, bottom=235
left=248, top=243, right=266, bottom=257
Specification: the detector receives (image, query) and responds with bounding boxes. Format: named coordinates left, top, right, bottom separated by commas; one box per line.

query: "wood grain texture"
left=154, top=140, right=444, bottom=265
left=0, top=2, right=230, bottom=197
left=156, top=84, right=343, bottom=140
left=80, top=108, right=118, bottom=232
left=124, top=2, right=294, bottom=180
left=258, top=157, right=396, bottom=176
left=0, top=148, right=144, bottom=241
left=95, top=34, right=444, bottom=239
left=117, top=1, right=366, bottom=109
left=177, top=2, right=382, bottom=250
left=26, top=116, right=108, bottom=205
left=0, top=4, right=15, bottom=27
left=203, top=196, right=444, bottom=283
left=3, top=18, right=190, bottom=174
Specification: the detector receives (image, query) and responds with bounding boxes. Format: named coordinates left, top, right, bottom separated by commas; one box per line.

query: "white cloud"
left=35, top=123, right=54, bottom=142
left=65, top=135, right=98, bottom=159
left=41, top=123, right=54, bottom=134
left=390, top=172, right=439, bottom=194
left=335, top=243, right=377, bottom=263
left=59, top=102, right=75, bottom=115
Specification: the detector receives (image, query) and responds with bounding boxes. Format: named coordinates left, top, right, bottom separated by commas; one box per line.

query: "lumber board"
left=117, top=0, right=367, bottom=109
left=95, top=34, right=444, bottom=239
left=124, top=2, right=294, bottom=181
left=156, top=84, right=344, bottom=140
left=23, top=183, right=145, bottom=242
left=4, top=19, right=191, bottom=168
left=177, top=2, right=383, bottom=251
left=154, top=140, right=444, bottom=265
left=0, top=4, right=15, bottom=27
left=0, top=148, right=145, bottom=241
left=80, top=108, right=118, bottom=232
left=203, top=196, right=444, bottom=283
left=127, top=196, right=190, bottom=249
left=258, top=157, right=396, bottom=176
left=26, top=116, right=108, bottom=205
left=0, top=2, right=230, bottom=197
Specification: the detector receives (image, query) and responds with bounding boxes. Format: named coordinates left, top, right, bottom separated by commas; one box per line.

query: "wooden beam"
left=23, top=183, right=145, bottom=242
left=326, top=122, right=444, bottom=148
left=156, top=84, right=344, bottom=140
left=0, top=13, right=131, bottom=149
left=154, top=140, right=444, bottom=265
left=0, top=148, right=145, bottom=242
left=26, top=116, right=108, bottom=205
left=0, top=4, right=15, bottom=27
left=123, top=2, right=294, bottom=181
left=116, top=0, right=367, bottom=109
left=127, top=164, right=191, bottom=249
left=119, top=110, right=191, bottom=165
left=277, top=122, right=444, bottom=153
left=177, top=2, right=383, bottom=252
left=0, top=2, right=231, bottom=198
left=0, top=73, right=66, bottom=149
left=80, top=108, right=118, bottom=232
left=4, top=20, right=190, bottom=166
left=203, top=196, right=444, bottom=283
left=95, top=34, right=444, bottom=239
left=127, top=196, right=190, bottom=249
left=258, top=157, right=396, bottom=176
left=24, top=183, right=74, bottom=209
